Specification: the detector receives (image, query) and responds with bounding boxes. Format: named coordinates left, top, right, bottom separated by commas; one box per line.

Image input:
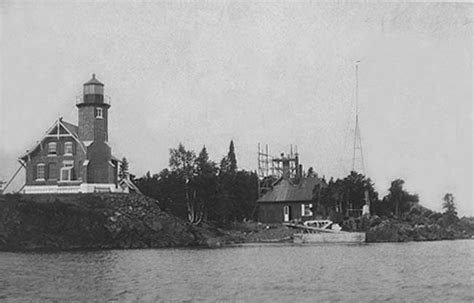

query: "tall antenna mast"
left=352, top=61, right=366, bottom=174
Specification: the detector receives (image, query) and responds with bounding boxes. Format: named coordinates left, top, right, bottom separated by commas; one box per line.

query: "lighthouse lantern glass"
left=84, top=84, right=103, bottom=95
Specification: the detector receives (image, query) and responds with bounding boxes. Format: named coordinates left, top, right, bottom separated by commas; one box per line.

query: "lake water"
left=1, top=240, right=473, bottom=302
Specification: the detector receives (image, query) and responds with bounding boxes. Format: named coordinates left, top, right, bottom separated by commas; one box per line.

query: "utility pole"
left=352, top=61, right=366, bottom=174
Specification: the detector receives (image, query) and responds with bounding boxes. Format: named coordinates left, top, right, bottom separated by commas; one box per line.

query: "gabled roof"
left=61, top=120, right=79, bottom=138
left=20, top=118, right=85, bottom=160
left=60, top=119, right=86, bottom=152
left=257, top=177, right=325, bottom=203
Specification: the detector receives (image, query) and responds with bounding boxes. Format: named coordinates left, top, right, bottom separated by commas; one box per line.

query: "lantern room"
left=80, top=74, right=106, bottom=105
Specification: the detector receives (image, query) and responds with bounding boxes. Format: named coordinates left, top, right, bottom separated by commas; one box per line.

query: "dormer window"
left=48, top=142, right=57, bottom=155
left=64, top=142, right=73, bottom=155
left=96, top=107, right=103, bottom=119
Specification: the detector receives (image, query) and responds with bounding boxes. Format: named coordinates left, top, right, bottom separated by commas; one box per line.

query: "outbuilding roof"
left=257, top=177, right=325, bottom=203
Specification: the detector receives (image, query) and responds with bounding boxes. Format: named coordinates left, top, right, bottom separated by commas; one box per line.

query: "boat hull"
left=294, top=232, right=366, bottom=244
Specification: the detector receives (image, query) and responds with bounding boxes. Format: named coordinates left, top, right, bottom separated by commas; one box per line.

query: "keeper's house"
left=20, top=74, right=127, bottom=194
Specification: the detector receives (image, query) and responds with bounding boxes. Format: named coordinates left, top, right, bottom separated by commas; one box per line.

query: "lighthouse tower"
left=76, top=74, right=115, bottom=185
left=77, top=74, right=110, bottom=142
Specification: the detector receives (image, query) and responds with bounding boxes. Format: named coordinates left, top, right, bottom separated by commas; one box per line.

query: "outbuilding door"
left=283, top=205, right=290, bottom=222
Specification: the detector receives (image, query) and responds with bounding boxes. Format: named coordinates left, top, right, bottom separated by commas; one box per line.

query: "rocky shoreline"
left=218, top=219, right=473, bottom=244
left=365, top=219, right=471, bottom=242
left=0, top=193, right=472, bottom=252
left=344, top=205, right=474, bottom=242
left=0, top=193, right=226, bottom=251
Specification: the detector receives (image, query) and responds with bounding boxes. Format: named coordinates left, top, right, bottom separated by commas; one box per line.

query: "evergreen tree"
left=228, top=140, right=237, bottom=172
left=119, top=157, right=129, bottom=179
left=196, top=146, right=216, bottom=177
left=195, top=145, right=218, bottom=221
left=220, top=140, right=237, bottom=175
left=196, top=145, right=209, bottom=166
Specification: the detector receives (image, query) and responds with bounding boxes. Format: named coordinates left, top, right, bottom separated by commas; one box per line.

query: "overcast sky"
left=1, top=1, right=472, bottom=215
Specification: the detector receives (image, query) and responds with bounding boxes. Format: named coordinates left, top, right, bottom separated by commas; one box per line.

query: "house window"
left=48, top=163, right=57, bottom=180
left=60, top=168, right=72, bottom=181
left=36, top=163, right=45, bottom=180
left=48, top=142, right=57, bottom=155
left=301, top=204, right=313, bottom=217
left=60, top=161, right=74, bottom=181
left=96, top=107, right=103, bottom=119
left=64, top=142, right=73, bottom=155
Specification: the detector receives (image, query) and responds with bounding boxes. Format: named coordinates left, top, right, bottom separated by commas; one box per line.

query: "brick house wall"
left=25, top=137, right=86, bottom=186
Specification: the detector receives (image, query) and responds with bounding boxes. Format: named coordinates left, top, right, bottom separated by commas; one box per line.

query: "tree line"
left=312, top=172, right=420, bottom=221
left=311, top=171, right=462, bottom=228
left=124, top=141, right=462, bottom=227
left=132, top=141, right=258, bottom=225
